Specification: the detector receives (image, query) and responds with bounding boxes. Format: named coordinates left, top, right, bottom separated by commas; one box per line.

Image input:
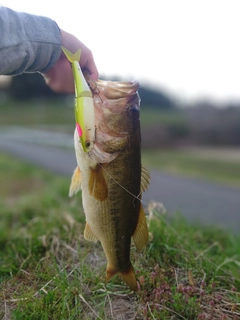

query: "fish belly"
left=82, top=151, right=141, bottom=273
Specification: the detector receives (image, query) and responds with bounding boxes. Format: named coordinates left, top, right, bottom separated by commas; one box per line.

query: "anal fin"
left=132, top=204, right=148, bottom=252
left=69, top=166, right=82, bottom=197
left=84, top=222, right=98, bottom=242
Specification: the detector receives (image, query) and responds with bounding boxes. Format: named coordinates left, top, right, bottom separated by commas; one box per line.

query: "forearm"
left=0, top=6, right=62, bottom=75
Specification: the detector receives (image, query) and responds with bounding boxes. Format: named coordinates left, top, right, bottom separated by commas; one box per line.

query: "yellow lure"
left=62, top=47, right=95, bottom=153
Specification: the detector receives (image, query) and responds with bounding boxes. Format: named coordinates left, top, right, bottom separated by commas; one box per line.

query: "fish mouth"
left=84, top=71, right=139, bottom=100
left=93, top=79, right=139, bottom=100
left=83, top=72, right=141, bottom=164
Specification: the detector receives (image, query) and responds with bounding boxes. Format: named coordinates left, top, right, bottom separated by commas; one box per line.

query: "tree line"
left=2, top=73, right=240, bottom=147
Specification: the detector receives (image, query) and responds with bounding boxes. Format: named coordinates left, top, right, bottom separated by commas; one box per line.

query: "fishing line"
left=95, top=161, right=142, bottom=203
left=99, top=163, right=150, bottom=209
left=97, top=160, right=150, bottom=209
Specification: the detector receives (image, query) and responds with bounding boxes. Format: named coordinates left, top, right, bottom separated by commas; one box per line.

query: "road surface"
left=0, top=127, right=239, bottom=232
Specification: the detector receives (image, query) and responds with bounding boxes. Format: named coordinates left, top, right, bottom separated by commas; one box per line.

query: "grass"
left=0, top=101, right=185, bottom=131
left=140, top=107, right=187, bottom=128
left=142, top=149, right=240, bottom=188
left=0, top=153, right=240, bottom=319
left=0, top=99, right=74, bottom=133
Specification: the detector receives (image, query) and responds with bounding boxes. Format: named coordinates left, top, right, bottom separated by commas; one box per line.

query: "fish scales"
left=81, top=150, right=140, bottom=271
left=69, top=73, right=150, bottom=291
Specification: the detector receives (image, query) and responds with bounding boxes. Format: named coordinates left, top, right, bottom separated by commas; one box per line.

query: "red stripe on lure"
left=76, top=123, right=83, bottom=137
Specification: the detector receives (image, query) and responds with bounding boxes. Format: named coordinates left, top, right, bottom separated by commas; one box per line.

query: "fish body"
left=62, top=47, right=95, bottom=152
left=69, top=75, right=150, bottom=291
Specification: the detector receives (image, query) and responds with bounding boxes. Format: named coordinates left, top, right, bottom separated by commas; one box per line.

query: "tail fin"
left=62, top=46, right=81, bottom=63
left=106, top=263, right=137, bottom=291
left=119, top=264, right=137, bottom=291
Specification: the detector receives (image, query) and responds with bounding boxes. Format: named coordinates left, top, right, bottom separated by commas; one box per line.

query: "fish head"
left=84, top=74, right=141, bottom=163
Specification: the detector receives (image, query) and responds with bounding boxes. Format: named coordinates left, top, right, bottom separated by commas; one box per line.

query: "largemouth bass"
left=69, top=74, right=150, bottom=291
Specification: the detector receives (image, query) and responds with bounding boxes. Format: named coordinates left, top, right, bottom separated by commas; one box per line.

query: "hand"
left=43, top=29, right=99, bottom=94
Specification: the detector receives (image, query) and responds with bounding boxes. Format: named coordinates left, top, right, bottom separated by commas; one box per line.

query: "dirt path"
left=181, top=146, right=240, bottom=162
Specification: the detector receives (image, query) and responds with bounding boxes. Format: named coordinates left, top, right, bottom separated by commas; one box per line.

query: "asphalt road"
left=0, top=127, right=239, bottom=232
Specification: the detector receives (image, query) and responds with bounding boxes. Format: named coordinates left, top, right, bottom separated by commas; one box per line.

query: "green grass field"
left=0, top=154, right=239, bottom=319
left=0, top=101, right=186, bottom=131
left=0, top=99, right=74, bottom=127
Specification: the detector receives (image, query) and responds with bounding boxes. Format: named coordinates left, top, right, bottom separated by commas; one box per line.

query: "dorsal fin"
left=141, top=166, right=150, bottom=192
left=132, top=204, right=148, bottom=252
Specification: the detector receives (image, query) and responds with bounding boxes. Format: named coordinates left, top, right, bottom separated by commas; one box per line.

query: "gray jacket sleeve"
left=0, top=7, right=62, bottom=75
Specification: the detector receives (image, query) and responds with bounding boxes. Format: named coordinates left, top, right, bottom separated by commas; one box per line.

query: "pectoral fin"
left=69, top=167, right=82, bottom=197
left=88, top=165, right=108, bottom=201
left=84, top=222, right=98, bottom=242
left=141, top=166, right=150, bottom=192
left=132, top=204, right=148, bottom=252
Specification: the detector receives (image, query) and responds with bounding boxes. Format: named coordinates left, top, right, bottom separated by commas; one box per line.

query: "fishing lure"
left=62, top=47, right=95, bottom=153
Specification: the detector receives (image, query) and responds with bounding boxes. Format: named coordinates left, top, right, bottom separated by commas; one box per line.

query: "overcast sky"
left=2, top=0, right=240, bottom=103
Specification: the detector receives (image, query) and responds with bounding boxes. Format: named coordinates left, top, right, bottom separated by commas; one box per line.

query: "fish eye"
left=85, top=141, right=91, bottom=148
left=129, top=105, right=139, bottom=116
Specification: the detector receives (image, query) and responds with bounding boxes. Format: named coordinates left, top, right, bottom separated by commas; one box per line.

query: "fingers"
left=43, top=29, right=99, bottom=93
left=43, top=58, right=75, bottom=94
left=60, top=29, right=99, bottom=80
left=80, top=49, right=99, bottom=81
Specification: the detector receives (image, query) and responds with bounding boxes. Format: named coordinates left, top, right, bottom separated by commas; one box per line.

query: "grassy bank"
left=0, top=101, right=187, bottom=136
left=0, top=154, right=239, bottom=319
left=0, top=100, right=74, bottom=127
